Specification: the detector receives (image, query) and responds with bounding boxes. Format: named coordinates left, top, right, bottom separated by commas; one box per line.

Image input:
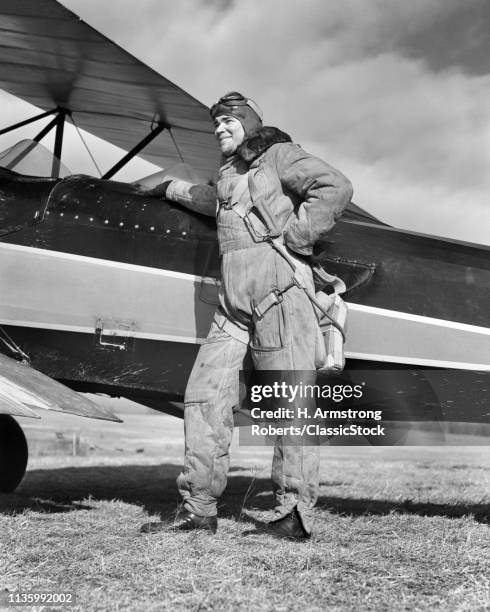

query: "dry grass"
left=0, top=409, right=489, bottom=611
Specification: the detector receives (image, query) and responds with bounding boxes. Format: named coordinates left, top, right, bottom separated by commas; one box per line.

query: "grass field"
left=1, top=400, right=489, bottom=611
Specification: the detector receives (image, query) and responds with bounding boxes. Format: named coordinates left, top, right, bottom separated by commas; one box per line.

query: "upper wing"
left=0, top=0, right=220, bottom=180
left=0, top=353, right=121, bottom=422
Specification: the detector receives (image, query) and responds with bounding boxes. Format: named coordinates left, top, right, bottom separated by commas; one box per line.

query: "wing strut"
left=102, top=122, right=168, bottom=179
left=169, top=128, right=185, bottom=163
left=69, top=115, right=102, bottom=177
left=51, top=108, right=68, bottom=178
left=0, top=108, right=59, bottom=136
left=2, top=107, right=69, bottom=178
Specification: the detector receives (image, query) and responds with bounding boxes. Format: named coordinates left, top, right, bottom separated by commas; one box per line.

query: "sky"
left=1, top=0, right=489, bottom=245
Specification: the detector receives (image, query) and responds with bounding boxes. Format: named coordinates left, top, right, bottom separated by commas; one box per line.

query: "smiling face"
left=214, top=115, right=245, bottom=156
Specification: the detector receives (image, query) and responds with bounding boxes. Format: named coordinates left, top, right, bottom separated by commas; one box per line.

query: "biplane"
left=1, top=1, right=489, bottom=493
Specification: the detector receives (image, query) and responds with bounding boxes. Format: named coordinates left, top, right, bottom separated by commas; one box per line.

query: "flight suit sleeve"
left=148, top=179, right=217, bottom=217
left=275, top=143, right=353, bottom=256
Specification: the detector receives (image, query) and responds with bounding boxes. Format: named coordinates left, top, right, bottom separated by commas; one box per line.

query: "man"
left=141, top=92, right=353, bottom=539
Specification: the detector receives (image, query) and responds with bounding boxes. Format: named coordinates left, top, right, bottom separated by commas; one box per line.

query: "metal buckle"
left=273, top=289, right=284, bottom=303
left=243, top=211, right=270, bottom=243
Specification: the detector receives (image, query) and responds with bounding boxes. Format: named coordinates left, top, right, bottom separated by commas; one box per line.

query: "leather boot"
left=140, top=511, right=217, bottom=534
left=267, top=507, right=310, bottom=540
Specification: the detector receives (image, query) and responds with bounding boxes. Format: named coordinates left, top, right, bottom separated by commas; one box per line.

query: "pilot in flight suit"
left=141, top=92, right=353, bottom=538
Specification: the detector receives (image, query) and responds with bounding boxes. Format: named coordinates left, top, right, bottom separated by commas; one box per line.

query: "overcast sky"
left=1, top=0, right=489, bottom=244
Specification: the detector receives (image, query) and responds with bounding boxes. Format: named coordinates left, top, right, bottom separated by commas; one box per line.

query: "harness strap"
left=226, top=171, right=282, bottom=242
left=270, top=239, right=346, bottom=341
left=227, top=165, right=347, bottom=339
left=213, top=309, right=249, bottom=345
left=232, top=198, right=253, bottom=220
left=229, top=173, right=249, bottom=209
left=246, top=168, right=346, bottom=293
left=253, top=290, right=282, bottom=319
left=231, top=197, right=273, bottom=243
left=252, top=281, right=296, bottom=320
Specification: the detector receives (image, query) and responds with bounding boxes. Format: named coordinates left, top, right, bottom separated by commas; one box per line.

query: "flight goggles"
left=210, top=92, right=263, bottom=120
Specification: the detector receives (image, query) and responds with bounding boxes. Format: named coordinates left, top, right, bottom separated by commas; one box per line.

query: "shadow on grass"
left=0, top=463, right=488, bottom=524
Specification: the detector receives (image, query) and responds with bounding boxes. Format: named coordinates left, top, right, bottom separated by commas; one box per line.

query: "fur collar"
left=236, top=126, right=292, bottom=164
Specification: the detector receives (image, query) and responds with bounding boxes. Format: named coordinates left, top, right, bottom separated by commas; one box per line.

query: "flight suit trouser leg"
left=250, top=282, right=321, bottom=534
left=176, top=320, right=248, bottom=517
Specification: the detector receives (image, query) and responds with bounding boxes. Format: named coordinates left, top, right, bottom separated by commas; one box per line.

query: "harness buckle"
left=273, top=288, right=284, bottom=303
left=243, top=210, right=271, bottom=243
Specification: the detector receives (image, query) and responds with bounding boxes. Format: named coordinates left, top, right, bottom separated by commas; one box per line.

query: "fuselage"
left=1, top=168, right=489, bottom=411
